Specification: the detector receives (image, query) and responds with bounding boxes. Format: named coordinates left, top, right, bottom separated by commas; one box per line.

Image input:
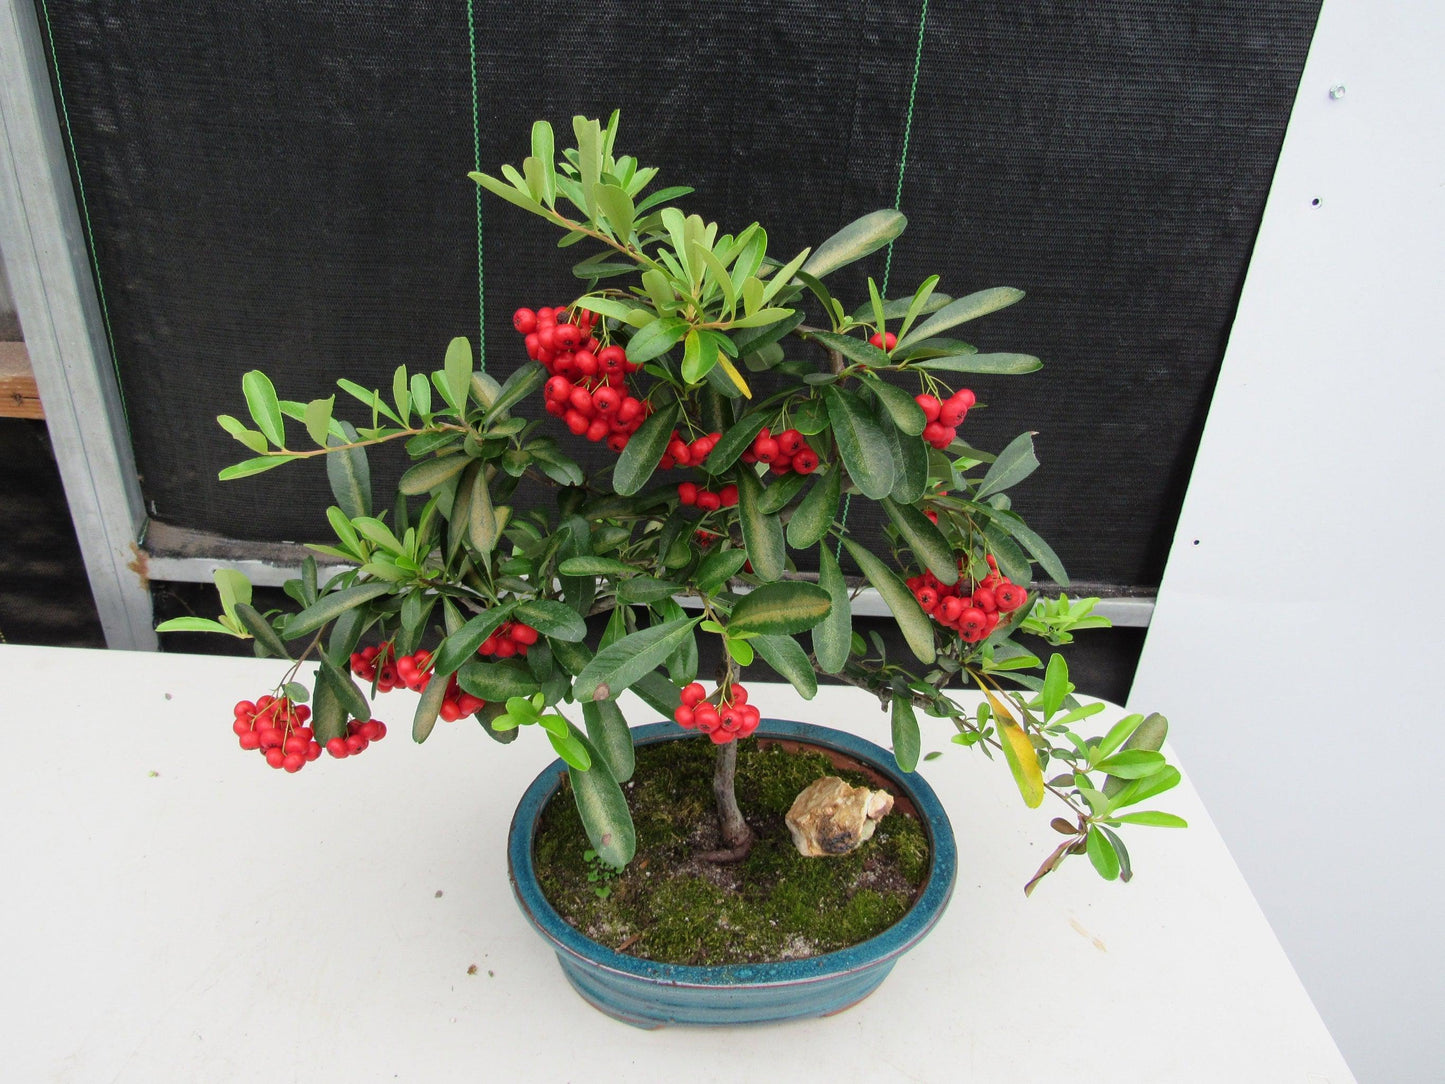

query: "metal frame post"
left=0, top=0, right=156, bottom=649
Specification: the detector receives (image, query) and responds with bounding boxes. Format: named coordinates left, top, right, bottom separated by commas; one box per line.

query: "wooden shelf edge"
left=0, top=341, right=43, bottom=419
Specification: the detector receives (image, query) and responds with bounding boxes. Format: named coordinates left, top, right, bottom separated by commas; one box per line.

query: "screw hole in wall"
left=1311, top=198, right=1321, bottom=207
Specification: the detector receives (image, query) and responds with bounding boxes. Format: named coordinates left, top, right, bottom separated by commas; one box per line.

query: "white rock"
left=785, top=776, right=895, bottom=857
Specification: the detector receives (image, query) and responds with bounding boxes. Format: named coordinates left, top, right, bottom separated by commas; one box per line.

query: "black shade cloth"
left=37, top=0, right=1320, bottom=587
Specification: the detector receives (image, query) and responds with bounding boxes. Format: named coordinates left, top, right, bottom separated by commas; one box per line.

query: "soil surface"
left=533, top=736, right=930, bottom=966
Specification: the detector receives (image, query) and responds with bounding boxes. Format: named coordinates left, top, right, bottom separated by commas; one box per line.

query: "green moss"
left=532, top=736, right=932, bottom=965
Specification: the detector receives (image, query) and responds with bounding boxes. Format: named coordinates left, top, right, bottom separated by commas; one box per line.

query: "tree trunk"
left=702, top=656, right=753, bottom=862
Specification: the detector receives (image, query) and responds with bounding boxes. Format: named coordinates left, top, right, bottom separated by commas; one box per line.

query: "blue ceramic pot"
left=508, top=718, right=958, bottom=1028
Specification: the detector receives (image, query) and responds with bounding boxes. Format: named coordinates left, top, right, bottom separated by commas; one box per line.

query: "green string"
left=36, top=0, right=130, bottom=427
left=881, top=0, right=930, bottom=297
left=467, top=0, right=485, bottom=371
left=837, top=0, right=929, bottom=558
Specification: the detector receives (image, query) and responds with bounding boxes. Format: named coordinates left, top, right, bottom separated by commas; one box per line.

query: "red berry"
left=960, top=607, right=988, bottom=633
left=696, top=491, right=722, bottom=512
left=777, top=429, right=806, bottom=456
left=674, top=706, right=696, bottom=728
left=995, top=583, right=1027, bottom=611
left=678, top=482, right=698, bottom=505
left=719, top=484, right=739, bottom=507
left=793, top=449, right=820, bottom=474
left=915, top=394, right=941, bottom=422
left=681, top=682, right=706, bottom=706
left=510, top=623, right=539, bottom=645
left=617, top=397, right=642, bottom=424
left=233, top=700, right=256, bottom=718
left=592, top=386, right=621, bottom=414
left=238, top=731, right=261, bottom=750
left=729, top=683, right=748, bottom=706
left=545, top=375, right=573, bottom=402
left=868, top=331, right=898, bottom=351
left=606, top=433, right=629, bottom=453
left=972, top=586, right=998, bottom=613
left=574, top=350, right=599, bottom=377
left=265, top=748, right=286, bottom=768
left=753, top=437, right=779, bottom=463
left=915, top=587, right=939, bottom=611
left=554, top=323, right=580, bottom=349
left=585, top=418, right=609, bottom=442
left=439, top=701, right=462, bottom=722
left=667, top=439, right=691, bottom=464
left=283, top=753, right=305, bottom=773
left=513, top=308, right=537, bottom=334
left=565, top=410, right=590, bottom=436
left=693, top=704, right=720, bottom=733
left=360, top=720, right=383, bottom=741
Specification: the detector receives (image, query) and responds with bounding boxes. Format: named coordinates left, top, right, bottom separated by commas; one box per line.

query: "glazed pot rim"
left=508, top=718, right=958, bottom=989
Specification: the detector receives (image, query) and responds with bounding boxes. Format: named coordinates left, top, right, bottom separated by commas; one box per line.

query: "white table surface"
left=0, top=644, right=1354, bottom=1083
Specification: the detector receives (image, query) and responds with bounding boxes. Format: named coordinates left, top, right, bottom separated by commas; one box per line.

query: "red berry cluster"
left=324, top=718, right=389, bottom=759
left=906, top=555, right=1029, bottom=644
left=232, top=696, right=321, bottom=772
left=673, top=681, right=762, bottom=744
left=739, top=427, right=820, bottom=475
left=677, top=481, right=739, bottom=511
left=516, top=306, right=649, bottom=452
left=350, top=642, right=489, bottom=722
left=661, top=429, right=721, bottom=470
left=914, top=388, right=976, bottom=450
left=478, top=620, right=539, bottom=658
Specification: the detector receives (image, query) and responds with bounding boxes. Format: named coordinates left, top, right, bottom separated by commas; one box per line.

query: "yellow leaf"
left=981, top=684, right=1045, bottom=808
left=716, top=355, right=752, bottom=399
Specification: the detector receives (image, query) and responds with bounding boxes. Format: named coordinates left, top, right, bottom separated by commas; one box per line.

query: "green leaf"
left=1109, top=766, right=1182, bottom=809
left=614, top=400, right=679, bottom=495
left=583, top=700, right=635, bottom=783
left=471, top=169, right=548, bottom=217
left=409, top=371, right=432, bottom=417
left=912, top=352, right=1042, bottom=375
left=702, top=412, right=769, bottom=474
left=484, top=361, right=548, bottom=422
left=327, top=421, right=372, bottom=519
left=1094, top=750, right=1167, bottom=779
left=881, top=497, right=958, bottom=585
left=681, top=328, right=719, bottom=384
left=615, top=576, right=684, bottom=604
left=886, top=415, right=928, bottom=503
left=430, top=603, right=517, bottom=678
left=1102, top=713, right=1169, bottom=797
left=752, top=633, right=817, bottom=699
left=842, top=538, right=934, bottom=664
left=736, top=467, right=785, bottom=582
left=865, top=377, right=927, bottom=436
left=787, top=462, right=841, bottom=550
left=317, top=656, right=371, bottom=723
left=895, top=287, right=1026, bottom=351
left=573, top=616, right=701, bottom=702
left=557, top=556, right=639, bottom=577
left=891, top=696, right=921, bottom=772
left=298, top=397, right=333, bottom=447
left=513, top=599, right=588, bottom=642
left=987, top=695, right=1045, bottom=809
left=732, top=310, right=805, bottom=357
left=282, top=582, right=393, bottom=639
left=1112, top=811, right=1188, bottom=828
left=218, top=454, right=301, bottom=481
left=975, top=432, right=1040, bottom=501
left=468, top=467, right=499, bottom=555
left=217, top=414, right=269, bottom=454
left=812, top=546, right=851, bottom=674
left=809, top=330, right=890, bottom=368
left=444, top=337, right=473, bottom=413
left=1097, top=712, right=1147, bottom=759
left=823, top=386, right=895, bottom=499
left=1041, top=654, right=1070, bottom=719
left=694, top=547, right=748, bottom=594
left=626, top=316, right=690, bottom=363
left=236, top=603, right=290, bottom=659
left=531, top=119, right=555, bottom=204
left=727, top=307, right=796, bottom=329
left=412, top=668, right=450, bottom=744
left=801, top=209, right=907, bottom=280
left=595, top=182, right=635, bottom=240
left=987, top=508, right=1069, bottom=587
left=311, top=668, right=348, bottom=745
left=457, top=659, right=537, bottom=702
left=212, top=568, right=252, bottom=624
left=1086, top=827, right=1121, bottom=880
left=399, top=454, right=469, bottom=495
left=567, top=724, right=636, bottom=867
left=728, top=581, right=832, bottom=636
left=154, top=616, right=244, bottom=636
left=756, top=470, right=810, bottom=515
left=725, top=635, right=755, bottom=666
left=241, top=370, right=286, bottom=447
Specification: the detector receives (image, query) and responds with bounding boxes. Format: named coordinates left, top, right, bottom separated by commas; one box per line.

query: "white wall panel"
left=1130, top=3, right=1445, bottom=1081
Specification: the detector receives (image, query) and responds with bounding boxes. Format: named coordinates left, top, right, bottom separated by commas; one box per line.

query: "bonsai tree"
left=164, top=113, right=1184, bottom=893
